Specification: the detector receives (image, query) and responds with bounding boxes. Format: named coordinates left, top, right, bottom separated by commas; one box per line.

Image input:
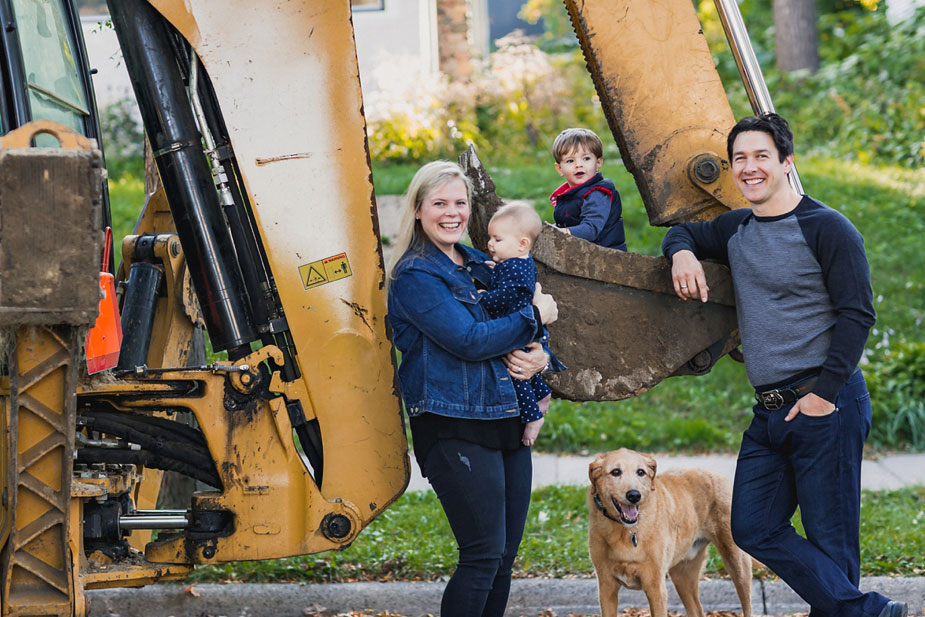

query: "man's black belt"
left=755, top=375, right=819, bottom=411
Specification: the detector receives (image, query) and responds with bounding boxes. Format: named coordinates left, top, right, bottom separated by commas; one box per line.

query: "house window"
left=352, top=0, right=384, bottom=11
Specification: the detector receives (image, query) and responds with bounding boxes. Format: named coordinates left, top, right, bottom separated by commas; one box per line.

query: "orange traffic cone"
left=85, top=227, right=123, bottom=373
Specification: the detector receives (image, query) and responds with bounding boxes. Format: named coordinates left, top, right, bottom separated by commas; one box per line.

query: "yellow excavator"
left=0, top=0, right=782, bottom=615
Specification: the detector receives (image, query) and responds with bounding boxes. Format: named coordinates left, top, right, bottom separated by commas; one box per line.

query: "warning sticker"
left=299, top=252, right=353, bottom=290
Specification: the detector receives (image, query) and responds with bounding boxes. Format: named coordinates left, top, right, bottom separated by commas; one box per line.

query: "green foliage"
left=188, top=486, right=924, bottom=582
left=369, top=1, right=924, bottom=170
left=99, top=98, right=144, bottom=181
left=537, top=359, right=750, bottom=455
left=366, top=34, right=608, bottom=165
left=518, top=0, right=580, bottom=52
left=106, top=172, right=144, bottom=251
left=696, top=1, right=925, bottom=168
left=770, top=7, right=925, bottom=167
left=865, top=340, right=925, bottom=450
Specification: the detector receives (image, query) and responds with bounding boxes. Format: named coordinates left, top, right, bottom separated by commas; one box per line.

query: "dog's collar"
left=592, top=494, right=638, bottom=547
left=592, top=494, right=621, bottom=522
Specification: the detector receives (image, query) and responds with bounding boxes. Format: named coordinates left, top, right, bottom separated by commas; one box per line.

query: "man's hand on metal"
left=670, top=249, right=710, bottom=303
left=785, top=391, right=836, bottom=421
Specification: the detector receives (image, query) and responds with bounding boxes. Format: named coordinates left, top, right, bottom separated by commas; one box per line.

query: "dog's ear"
left=643, top=453, right=657, bottom=479
left=589, top=453, right=608, bottom=490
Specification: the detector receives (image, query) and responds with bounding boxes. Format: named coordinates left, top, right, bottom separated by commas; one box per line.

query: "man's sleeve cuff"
left=813, top=372, right=843, bottom=405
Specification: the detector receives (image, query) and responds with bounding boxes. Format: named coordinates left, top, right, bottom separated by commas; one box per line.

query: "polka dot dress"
left=481, top=256, right=547, bottom=422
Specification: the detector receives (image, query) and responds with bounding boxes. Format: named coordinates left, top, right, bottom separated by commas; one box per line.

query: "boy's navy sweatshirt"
left=551, top=172, right=626, bottom=250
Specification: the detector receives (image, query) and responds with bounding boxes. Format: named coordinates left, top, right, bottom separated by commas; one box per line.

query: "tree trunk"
left=436, top=0, right=473, bottom=81
left=774, top=0, right=820, bottom=73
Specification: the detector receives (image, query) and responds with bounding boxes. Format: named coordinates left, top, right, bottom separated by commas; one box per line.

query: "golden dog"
left=587, top=448, right=753, bottom=617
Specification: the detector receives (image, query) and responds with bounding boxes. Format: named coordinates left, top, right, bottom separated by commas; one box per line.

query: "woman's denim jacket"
left=388, top=241, right=541, bottom=420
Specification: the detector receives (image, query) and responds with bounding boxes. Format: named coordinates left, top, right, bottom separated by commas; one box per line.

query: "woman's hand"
left=504, top=342, right=549, bottom=381
left=533, top=282, right=558, bottom=325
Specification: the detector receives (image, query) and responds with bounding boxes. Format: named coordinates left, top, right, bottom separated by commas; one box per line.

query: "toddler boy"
left=482, top=203, right=563, bottom=446
left=550, top=127, right=627, bottom=250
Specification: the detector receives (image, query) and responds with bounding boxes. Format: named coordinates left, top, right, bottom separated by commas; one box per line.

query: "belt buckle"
left=758, top=390, right=785, bottom=411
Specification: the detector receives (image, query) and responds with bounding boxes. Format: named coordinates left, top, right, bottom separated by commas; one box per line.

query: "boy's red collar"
left=550, top=181, right=572, bottom=202
left=550, top=173, right=600, bottom=203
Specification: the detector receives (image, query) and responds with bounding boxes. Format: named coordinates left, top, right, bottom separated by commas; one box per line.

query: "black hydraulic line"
left=77, top=448, right=220, bottom=488
left=82, top=409, right=208, bottom=447
left=117, top=262, right=162, bottom=371
left=286, top=401, right=323, bottom=485
left=192, top=59, right=273, bottom=336
left=106, top=0, right=257, bottom=353
left=191, top=61, right=301, bottom=382
left=81, top=415, right=216, bottom=472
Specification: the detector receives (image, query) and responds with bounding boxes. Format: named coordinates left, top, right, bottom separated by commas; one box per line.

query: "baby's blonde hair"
left=490, top=202, right=543, bottom=247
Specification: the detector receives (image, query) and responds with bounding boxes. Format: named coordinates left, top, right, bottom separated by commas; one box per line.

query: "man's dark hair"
left=727, top=112, right=794, bottom=163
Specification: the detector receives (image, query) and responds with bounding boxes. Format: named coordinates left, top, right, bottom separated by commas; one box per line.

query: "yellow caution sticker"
left=299, top=252, right=353, bottom=290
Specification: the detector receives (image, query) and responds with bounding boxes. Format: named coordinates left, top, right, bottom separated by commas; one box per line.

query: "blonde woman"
left=387, top=161, right=556, bottom=617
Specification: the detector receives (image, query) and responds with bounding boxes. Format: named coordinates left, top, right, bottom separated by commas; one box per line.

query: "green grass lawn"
left=108, top=156, right=924, bottom=453
left=106, top=157, right=924, bottom=585
left=187, top=485, right=925, bottom=583
left=372, top=155, right=924, bottom=335
left=370, top=155, right=924, bottom=454
left=107, top=171, right=145, bottom=256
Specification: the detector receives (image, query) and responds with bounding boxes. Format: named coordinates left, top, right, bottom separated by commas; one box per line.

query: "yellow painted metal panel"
left=149, top=0, right=408, bottom=530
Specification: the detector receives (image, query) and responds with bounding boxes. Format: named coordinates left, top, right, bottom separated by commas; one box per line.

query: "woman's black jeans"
left=420, top=438, right=532, bottom=617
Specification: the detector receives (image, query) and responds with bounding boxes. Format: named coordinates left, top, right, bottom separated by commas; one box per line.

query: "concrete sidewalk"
left=407, top=451, right=925, bottom=492
left=87, top=577, right=925, bottom=616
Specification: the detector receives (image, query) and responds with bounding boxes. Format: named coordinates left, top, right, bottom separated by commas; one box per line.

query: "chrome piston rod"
left=713, top=0, right=804, bottom=195
left=120, top=513, right=188, bottom=530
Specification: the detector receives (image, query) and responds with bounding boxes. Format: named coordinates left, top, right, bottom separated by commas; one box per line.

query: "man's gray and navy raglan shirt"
left=662, top=195, right=875, bottom=403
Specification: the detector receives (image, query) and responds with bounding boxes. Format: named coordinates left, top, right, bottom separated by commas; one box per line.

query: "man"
left=662, top=113, right=905, bottom=617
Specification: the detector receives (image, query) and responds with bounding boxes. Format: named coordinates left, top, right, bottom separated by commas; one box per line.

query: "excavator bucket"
left=465, top=0, right=759, bottom=401
left=463, top=147, right=738, bottom=402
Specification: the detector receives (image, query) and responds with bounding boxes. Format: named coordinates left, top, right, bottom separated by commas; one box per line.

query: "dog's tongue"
left=620, top=503, right=638, bottom=520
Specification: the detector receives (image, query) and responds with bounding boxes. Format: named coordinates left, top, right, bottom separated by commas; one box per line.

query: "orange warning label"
left=299, top=253, right=352, bottom=290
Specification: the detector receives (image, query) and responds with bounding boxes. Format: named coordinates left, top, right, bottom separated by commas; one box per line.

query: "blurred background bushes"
left=360, top=1, right=924, bottom=168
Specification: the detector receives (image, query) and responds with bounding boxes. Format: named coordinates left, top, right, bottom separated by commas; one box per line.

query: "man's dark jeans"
left=731, top=369, right=889, bottom=617
left=421, top=439, right=532, bottom=617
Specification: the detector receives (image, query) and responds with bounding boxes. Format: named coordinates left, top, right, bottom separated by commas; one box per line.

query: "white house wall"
left=82, top=2, right=439, bottom=112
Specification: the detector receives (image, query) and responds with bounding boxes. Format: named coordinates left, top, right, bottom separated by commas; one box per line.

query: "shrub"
left=423, top=0, right=925, bottom=170
left=698, top=2, right=925, bottom=168
left=99, top=98, right=144, bottom=180
left=864, top=339, right=925, bottom=450
left=366, top=33, right=613, bottom=165
left=771, top=7, right=925, bottom=168
left=364, top=56, right=482, bottom=163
